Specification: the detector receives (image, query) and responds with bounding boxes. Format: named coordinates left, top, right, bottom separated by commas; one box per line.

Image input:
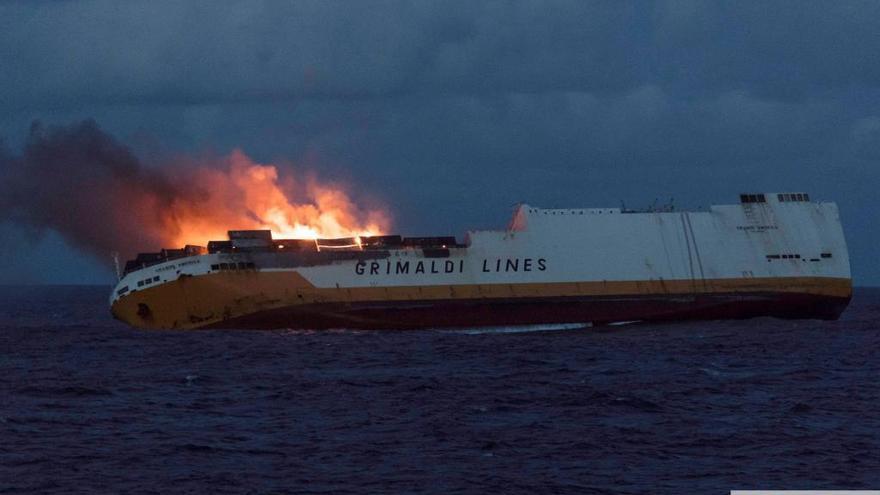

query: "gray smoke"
left=0, top=120, right=184, bottom=260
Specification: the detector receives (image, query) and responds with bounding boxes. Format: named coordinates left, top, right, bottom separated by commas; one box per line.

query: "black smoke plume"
left=0, top=120, right=390, bottom=267
left=0, top=120, right=184, bottom=261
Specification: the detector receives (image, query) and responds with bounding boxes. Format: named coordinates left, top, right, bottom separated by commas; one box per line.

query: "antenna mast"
left=112, top=251, right=121, bottom=281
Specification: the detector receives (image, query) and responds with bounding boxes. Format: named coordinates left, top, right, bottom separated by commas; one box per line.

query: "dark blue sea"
left=1, top=286, right=878, bottom=494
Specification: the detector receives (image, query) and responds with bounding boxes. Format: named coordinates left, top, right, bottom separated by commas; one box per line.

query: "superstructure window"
left=740, top=194, right=767, bottom=203
left=211, top=264, right=219, bottom=270
left=220, top=263, right=230, bottom=270
left=778, top=192, right=810, bottom=203
left=821, top=252, right=832, bottom=258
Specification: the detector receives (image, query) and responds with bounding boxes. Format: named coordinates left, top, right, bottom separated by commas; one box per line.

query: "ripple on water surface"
left=0, top=286, right=878, bottom=494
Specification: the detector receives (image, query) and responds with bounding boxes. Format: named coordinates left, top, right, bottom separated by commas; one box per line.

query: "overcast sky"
left=1, top=0, right=878, bottom=285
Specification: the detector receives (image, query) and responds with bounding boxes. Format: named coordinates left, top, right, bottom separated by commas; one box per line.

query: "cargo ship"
left=110, top=192, right=852, bottom=330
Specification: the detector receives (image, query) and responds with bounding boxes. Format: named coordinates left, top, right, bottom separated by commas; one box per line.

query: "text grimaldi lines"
left=355, top=257, right=547, bottom=276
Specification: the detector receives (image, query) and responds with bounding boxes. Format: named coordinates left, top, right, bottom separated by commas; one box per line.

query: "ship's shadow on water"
left=0, top=286, right=878, bottom=494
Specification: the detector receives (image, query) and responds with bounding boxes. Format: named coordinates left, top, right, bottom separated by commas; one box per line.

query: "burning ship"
left=110, top=192, right=852, bottom=330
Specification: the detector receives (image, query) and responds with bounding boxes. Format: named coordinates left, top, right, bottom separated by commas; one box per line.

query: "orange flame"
left=164, top=150, right=389, bottom=247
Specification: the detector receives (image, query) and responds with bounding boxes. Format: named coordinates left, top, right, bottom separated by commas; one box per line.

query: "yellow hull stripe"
left=110, top=271, right=852, bottom=330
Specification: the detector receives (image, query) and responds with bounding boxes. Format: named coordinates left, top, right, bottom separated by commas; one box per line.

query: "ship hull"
left=110, top=272, right=852, bottom=330
left=201, top=292, right=850, bottom=330
left=110, top=196, right=853, bottom=330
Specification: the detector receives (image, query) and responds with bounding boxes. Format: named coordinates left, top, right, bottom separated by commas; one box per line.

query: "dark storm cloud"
left=1, top=1, right=879, bottom=107
left=0, top=0, right=879, bottom=283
